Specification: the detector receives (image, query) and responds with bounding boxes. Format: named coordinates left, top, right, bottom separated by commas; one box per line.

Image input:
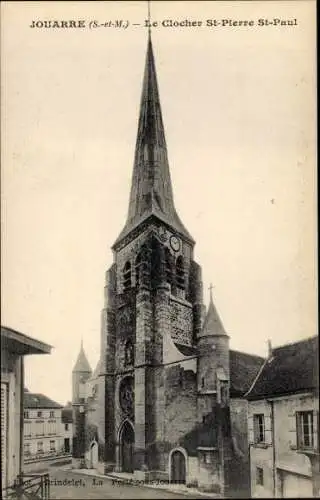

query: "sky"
left=1, top=1, right=317, bottom=405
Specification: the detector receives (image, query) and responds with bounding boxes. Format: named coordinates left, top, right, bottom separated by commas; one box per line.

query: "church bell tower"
left=100, top=31, right=206, bottom=477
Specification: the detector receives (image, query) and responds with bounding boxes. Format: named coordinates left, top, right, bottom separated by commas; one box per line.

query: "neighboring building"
left=23, top=391, right=67, bottom=461
left=61, top=404, right=73, bottom=455
left=75, top=31, right=268, bottom=496
left=1, top=326, right=51, bottom=491
left=246, top=336, right=319, bottom=498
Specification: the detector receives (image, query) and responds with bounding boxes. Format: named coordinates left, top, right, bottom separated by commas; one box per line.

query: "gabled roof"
left=246, top=336, right=318, bottom=400
left=72, top=341, right=92, bottom=374
left=113, top=32, right=193, bottom=248
left=230, top=350, right=264, bottom=397
left=24, top=392, right=63, bottom=409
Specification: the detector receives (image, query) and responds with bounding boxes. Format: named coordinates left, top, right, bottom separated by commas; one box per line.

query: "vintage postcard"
left=1, top=1, right=317, bottom=498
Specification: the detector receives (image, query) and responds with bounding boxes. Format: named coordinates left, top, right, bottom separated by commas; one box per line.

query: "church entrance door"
left=171, top=450, right=186, bottom=484
left=120, top=421, right=134, bottom=473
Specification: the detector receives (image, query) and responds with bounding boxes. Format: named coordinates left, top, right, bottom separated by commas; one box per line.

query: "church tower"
left=72, top=341, right=92, bottom=463
left=72, top=340, right=92, bottom=403
left=100, top=32, right=206, bottom=478
left=82, top=25, right=263, bottom=495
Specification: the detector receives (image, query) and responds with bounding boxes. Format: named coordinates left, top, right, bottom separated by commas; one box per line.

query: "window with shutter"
left=1, top=383, right=8, bottom=489
left=296, top=411, right=314, bottom=449
left=253, top=414, right=265, bottom=443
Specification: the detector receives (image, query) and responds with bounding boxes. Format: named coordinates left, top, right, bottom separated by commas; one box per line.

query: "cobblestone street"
left=48, top=468, right=212, bottom=499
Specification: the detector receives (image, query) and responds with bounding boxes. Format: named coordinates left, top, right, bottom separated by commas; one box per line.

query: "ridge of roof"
left=245, top=336, right=318, bottom=400
left=24, top=392, right=63, bottom=409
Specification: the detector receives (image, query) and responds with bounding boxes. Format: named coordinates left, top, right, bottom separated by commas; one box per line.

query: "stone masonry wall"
left=164, top=365, right=197, bottom=450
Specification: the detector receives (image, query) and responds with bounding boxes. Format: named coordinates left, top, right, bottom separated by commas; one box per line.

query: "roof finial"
left=81, top=337, right=83, bottom=350
left=147, top=0, right=151, bottom=34
left=209, top=283, right=215, bottom=303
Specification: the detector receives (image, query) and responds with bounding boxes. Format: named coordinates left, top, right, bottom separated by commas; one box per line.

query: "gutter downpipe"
left=270, top=400, right=276, bottom=497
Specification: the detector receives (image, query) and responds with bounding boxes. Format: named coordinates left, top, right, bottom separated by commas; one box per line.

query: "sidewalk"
left=65, top=466, right=221, bottom=498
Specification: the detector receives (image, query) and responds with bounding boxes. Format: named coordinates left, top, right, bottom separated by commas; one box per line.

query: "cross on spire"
left=209, top=283, right=215, bottom=302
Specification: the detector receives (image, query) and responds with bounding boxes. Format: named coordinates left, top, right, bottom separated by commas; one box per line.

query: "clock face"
left=169, top=235, right=181, bottom=252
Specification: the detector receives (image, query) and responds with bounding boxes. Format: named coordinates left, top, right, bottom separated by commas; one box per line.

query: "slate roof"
left=246, top=336, right=318, bottom=400
left=24, top=392, right=63, bottom=409
left=113, top=32, right=193, bottom=249
left=229, top=350, right=264, bottom=397
left=199, top=295, right=228, bottom=338
left=1, top=325, right=52, bottom=355
left=72, top=342, right=92, bottom=373
left=174, top=343, right=198, bottom=357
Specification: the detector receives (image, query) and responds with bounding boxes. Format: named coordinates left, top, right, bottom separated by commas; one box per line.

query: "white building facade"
left=24, top=392, right=71, bottom=461
left=246, top=336, right=319, bottom=498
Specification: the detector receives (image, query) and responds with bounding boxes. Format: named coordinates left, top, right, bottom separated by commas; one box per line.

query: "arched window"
left=165, top=248, right=172, bottom=286
left=176, top=256, right=185, bottom=289
left=124, top=340, right=134, bottom=366
left=123, top=261, right=131, bottom=291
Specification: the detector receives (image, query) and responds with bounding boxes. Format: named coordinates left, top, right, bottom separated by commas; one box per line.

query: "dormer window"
left=123, top=261, right=132, bottom=291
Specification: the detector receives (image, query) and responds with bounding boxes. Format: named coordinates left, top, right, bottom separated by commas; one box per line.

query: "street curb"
left=65, top=467, right=221, bottom=498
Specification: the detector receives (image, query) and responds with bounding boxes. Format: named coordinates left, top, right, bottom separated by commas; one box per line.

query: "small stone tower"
left=72, top=340, right=92, bottom=403
left=72, top=340, right=92, bottom=462
left=196, top=288, right=231, bottom=493
left=197, top=287, right=230, bottom=419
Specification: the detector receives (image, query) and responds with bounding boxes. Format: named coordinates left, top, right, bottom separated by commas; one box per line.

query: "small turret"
left=197, top=286, right=230, bottom=397
left=72, top=340, right=92, bottom=403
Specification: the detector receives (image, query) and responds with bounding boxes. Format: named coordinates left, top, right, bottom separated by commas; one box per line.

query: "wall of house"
left=1, top=348, right=22, bottom=489
left=197, top=450, right=221, bottom=493
left=248, top=399, right=275, bottom=498
left=248, top=394, right=317, bottom=498
left=273, top=394, right=315, bottom=498
left=228, top=398, right=251, bottom=496
left=23, top=408, right=65, bottom=461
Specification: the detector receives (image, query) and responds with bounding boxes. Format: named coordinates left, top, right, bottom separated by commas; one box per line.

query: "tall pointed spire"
left=113, top=32, right=193, bottom=248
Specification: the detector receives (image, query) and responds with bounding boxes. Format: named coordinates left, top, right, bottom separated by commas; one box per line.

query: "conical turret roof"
left=72, top=340, right=92, bottom=373
left=113, top=33, right=193, bottom=248
left=199, top=288, right=228, bottom=338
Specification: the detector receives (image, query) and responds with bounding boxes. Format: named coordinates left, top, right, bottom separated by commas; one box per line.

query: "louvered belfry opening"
left=123, top=261, right=132, bottom=291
